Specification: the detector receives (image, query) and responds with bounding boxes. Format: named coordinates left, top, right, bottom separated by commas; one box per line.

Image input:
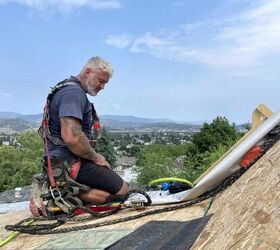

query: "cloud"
left=0, top=91, right=11, bottom=97
left=106, top=0, right=280, bottom=68
left=105, top=34, right=133, bottom=49
left=0, top=0, right=121, bottom=12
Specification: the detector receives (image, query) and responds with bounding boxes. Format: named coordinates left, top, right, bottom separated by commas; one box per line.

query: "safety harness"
left=38, top=78, right=101, bottom=147
left=32, top=78, right=102, bottom=217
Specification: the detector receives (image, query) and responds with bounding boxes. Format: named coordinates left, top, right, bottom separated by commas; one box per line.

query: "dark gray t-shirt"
left=47, top=76, right=92, bottom=157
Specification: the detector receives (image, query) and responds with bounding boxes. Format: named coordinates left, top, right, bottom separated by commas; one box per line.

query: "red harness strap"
left=42, top=117, right=56, bottom=188
left=69, top=161, right=81, bottom=180
left=73, top=204, right=123, bottom=216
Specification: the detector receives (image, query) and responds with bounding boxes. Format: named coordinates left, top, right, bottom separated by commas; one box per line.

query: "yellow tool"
left=0, top=218, right=34, bottom=247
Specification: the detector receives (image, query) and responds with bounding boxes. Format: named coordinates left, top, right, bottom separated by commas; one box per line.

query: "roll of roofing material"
left=184, top=108, right=280, bottom=201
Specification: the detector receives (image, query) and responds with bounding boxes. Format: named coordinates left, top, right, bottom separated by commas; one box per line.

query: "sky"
left=0, top=0, right=280, bottom=124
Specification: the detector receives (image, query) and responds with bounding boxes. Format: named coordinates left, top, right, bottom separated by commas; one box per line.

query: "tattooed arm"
left=60, top=117, right=110, bottom=168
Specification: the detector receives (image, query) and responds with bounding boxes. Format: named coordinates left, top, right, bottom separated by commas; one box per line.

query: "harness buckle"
left=50, top=187, right=72, bottom=213
left=127, top=200, right=146, bottom=210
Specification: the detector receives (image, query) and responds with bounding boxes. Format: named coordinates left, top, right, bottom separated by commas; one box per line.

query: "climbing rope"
left=5, top=126, right=280, bottom=235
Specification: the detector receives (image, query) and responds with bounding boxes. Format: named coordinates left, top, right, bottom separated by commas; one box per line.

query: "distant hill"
left=20, top=114, right=43, bottom=122
left=0, top=112, right=21, bottom=119
left=101, top=120, right=201, bottom=131
left=101, top=115, right=173, bottom=124
left=0, top=112, right=42, bottom=122
left=100, top=116, right=198, bottom=131
left=142, top=122, right=200, bottom=130
left=0, top=118, right=36, bottom=134
left=0, top=111, right=201, bottom=132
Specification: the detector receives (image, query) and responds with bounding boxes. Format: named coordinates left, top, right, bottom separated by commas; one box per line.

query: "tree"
left=95, top=128, right=117, bottom=168
left=135, top=144, right=172, bottom=184
left=0, top=146, right=22, bottom=191
left=192, top=117, right=238, bottom=153
left=0, top=130, right=43, bottom=192
left=17, top=129, right=43, bottom=160
left=182, top=143, right=230, bottom=182
left=135, top=143, right=190, bottom=184
left=181, top=117, right=241, bottom=182
left=134, top=116, right=241, bottom=185
left=126, top=145, right=141, bottom=157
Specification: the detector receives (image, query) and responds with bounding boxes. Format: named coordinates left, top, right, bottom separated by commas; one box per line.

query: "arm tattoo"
left=61, top=117, right=98, bottom=161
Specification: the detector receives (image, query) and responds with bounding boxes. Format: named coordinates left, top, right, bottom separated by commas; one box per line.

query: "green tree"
left=0, top=146, right=22, bottom=191
left=181, top=117, right=240, bottom=182
left=134, top=116, right=241, bottom=185
left=192, top=117, right=238, bottom=153
left=135, top=143, right=190, bottom=184
left=95, top=128, right=117, bottom=168
left=241, top=122, right=251, bottom=133
left=126, top=145, right=141, bottom=157
left=182, top=143, right=231, bottom=182
left=135, top=144, right=172, bottom=184
left=17, top=130, right=43, bottom=161
left=0, top=130, right=43, bottom=192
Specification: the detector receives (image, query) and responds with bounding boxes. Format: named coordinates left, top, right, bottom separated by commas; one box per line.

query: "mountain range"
left=0, top=112, right=201, bottom=133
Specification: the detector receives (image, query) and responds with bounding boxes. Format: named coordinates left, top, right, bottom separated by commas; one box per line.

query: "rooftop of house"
left=116, top=156, right=136, bottom=166
left=1, top=139, right=280, bottom=249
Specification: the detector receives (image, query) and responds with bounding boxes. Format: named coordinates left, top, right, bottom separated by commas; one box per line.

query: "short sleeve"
left=57, top=87, right=87, bottom=121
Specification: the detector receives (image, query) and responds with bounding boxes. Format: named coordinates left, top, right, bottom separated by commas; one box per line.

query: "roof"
left=1, top=137, right=280, bottom=249
left=116, top=156, right=136, bottom=166
left=0, top=201, right=208, bottom=249
left=191, top=139, right=280, bottom=249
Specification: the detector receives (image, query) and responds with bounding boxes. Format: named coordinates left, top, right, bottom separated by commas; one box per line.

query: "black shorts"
left=75, top=159, right=124, bottom=194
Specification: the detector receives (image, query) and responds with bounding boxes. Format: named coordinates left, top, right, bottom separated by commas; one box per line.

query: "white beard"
left=86, top=84, right=97, bottom=96
left=85, top=78, right=97, bottom=96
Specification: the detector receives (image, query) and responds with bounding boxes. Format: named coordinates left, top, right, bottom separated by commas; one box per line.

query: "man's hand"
left=94, top=153, right=111, bottom=169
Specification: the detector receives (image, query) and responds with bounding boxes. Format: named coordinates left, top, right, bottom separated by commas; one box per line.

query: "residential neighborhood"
left=110, top=130, right=198, bottom=157
left=0, top=128, right=199, bottom=183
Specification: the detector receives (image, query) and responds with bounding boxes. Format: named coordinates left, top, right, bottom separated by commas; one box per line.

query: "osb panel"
left=95, top=201, right=207, bottom=230
left=230, top=207, right=280, bottom=250
left=0, top=210, right=50, bottom=250
left=0, top=201, right=207, bottom=249
left=37, top=229, right=132, bottom=249
left=191, top=140, right=280, bottom=250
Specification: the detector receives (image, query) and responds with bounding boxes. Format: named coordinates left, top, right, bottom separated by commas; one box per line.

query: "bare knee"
left=116, top=181, right=128, bottom=196
left=78, top=189, right=110, bottom=204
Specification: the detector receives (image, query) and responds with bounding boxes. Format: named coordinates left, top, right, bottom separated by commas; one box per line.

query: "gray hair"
left=83, top=56, right=113, bottom=78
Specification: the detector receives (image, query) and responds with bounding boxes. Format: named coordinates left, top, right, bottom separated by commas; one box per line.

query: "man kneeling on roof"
left=40, top=56, right=128, bottom=204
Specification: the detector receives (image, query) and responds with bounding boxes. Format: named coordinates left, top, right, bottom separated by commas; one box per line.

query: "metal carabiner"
left=49, top=187, right=72, bottom=213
